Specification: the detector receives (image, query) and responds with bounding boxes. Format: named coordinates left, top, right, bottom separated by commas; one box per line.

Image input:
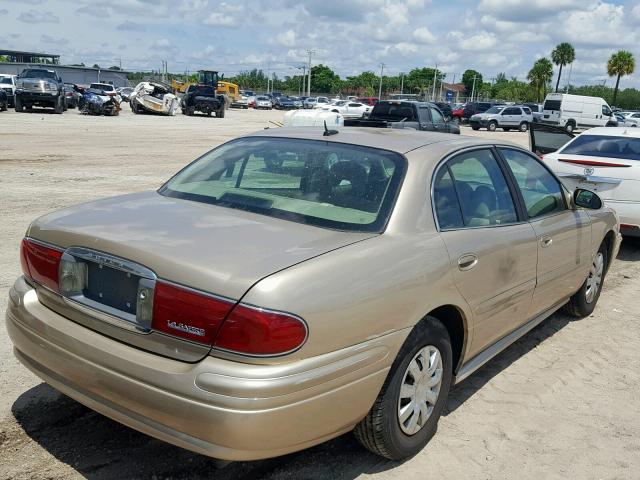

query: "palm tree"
left=527, top=58, right=553, bottom=102
left=607, top=50, right=635, bottom=105
left=551, top=42, right=575, bottom=92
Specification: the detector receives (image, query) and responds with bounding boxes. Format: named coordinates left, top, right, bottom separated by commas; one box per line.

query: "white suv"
left=0, top=74, right=17, bottom=107
left=470, top=105, right=534, bottom=132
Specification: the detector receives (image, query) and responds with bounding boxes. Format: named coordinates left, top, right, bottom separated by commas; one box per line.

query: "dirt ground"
left=1, top=106, right=639, bottom=480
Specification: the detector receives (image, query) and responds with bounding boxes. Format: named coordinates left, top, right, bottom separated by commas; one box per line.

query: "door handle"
left=540, top=236, right=553, bottom=248
left=458, top=253, right=478, bottom=271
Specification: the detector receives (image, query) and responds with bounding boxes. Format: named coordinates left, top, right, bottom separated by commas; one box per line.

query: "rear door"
left=502, top=107, right=520, bottom=127
left=433, top=148, right=538, bottom=356
left=529, top=122, right=575, bottom=157
left=499, top=148, right=591, bottom=315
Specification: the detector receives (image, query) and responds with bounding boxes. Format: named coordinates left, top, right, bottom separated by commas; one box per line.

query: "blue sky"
left=1, top=0, right=639, bottom=88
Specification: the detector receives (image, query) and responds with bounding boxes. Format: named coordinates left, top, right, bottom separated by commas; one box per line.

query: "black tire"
left=488, top=121, right=498, bottom=132
left=565, top=121, right=575, bottom=133
left=15, top=97, right=23, bottom=112
left=186, top=106, right=195, bottom=116
left=63, top=98, right=68, bottom=111
left=563, top=242, right=608, bottom=318
left=519, top=121, right=528, bottom=132
left=54, top=96, right=63, bottom=114
left=217, top=105, right=225, bottom=118
left=503, top=127, right=511, bottom=131
left=471, top=126, right=479, bottom=131
left=131, top=101, right=139, bottom=114
left=354, top=316, right=452, bottom=460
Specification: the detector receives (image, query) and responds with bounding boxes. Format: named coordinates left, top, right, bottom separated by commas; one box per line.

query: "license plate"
left=84, top=262, right=140, bottom=315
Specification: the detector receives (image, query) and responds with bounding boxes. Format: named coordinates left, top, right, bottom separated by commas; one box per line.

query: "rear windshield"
left=561, top=135, right=640, bottom=160
left=371, top=103, right=416, bottom=121
left=544, top=99, right=562, bottom=111
left=159, top=137, right=406, bottom=232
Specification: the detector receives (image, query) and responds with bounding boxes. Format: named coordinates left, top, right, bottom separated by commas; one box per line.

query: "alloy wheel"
left=397, top=345, right=443, bottom=435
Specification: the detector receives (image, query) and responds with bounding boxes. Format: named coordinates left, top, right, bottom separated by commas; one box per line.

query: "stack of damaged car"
left=79, top=87, right=120, bottom=116
left=130, top=82, right=179, bottom=116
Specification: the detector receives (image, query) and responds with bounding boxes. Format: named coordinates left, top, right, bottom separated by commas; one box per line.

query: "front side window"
left=602, top=105, right=612, bottom=116
left=500, top=148, right=566, bottom=219
left=160, top=137, right=405, bottom=232
left=434, top=149, right=517, bottom=229
left=430, top=107, right=445, bottom=123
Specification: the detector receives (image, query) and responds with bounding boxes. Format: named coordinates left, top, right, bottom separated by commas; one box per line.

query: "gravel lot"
left=1, top=106, right=639, bottom=480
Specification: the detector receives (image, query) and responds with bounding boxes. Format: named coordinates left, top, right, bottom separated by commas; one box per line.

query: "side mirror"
left=574, top=188, right=602, bottom=209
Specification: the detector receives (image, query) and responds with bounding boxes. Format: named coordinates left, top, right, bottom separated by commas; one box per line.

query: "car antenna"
left=323, top=120, right=339, bottom=136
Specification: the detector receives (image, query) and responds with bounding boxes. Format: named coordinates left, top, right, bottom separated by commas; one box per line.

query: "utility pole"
left=438, top=73, right=444, bottom=101
left=378, top=63, right=385, bottom=99
left=400, top=73, right=404, bottom=94
left=306, top=50, right=314, bottom=97
left=431, top=64, right=438, bottom=101
left=266, top=62, right=271, bottom=94
left=470, top=75, right=477, bottom=102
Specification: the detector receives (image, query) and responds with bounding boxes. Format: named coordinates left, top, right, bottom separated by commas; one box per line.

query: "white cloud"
left=413, top=26, right=436, bottom=44
left=203, top=12, right=237, bottom=26
left=275, top=30, right=296, bottom=47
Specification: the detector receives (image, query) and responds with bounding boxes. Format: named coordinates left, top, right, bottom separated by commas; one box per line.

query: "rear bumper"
left=6, top=276, right=399, bottom=460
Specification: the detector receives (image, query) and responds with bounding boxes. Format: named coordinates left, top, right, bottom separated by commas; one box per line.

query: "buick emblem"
left=584, top=167, right=595, bottom=176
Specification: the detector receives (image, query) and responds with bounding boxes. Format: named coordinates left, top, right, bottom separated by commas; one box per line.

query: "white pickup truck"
left=0, top=74, right=17, bottom=107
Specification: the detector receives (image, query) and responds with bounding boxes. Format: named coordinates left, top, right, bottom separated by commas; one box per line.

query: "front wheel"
left=563, top=242, right=608, bottom=317
left=565, top=121, right=575, bottom=133
left=488, top=121, right=497, bottom=132
left=15, top=97, right=23, bottom=112
left=354, top=316, right=452, bottom=460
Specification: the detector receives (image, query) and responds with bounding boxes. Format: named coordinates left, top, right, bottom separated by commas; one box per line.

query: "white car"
left=531, top=124, right=640, bottom=236
left=621, top=112, right=640, bottom=127
left=254, top=95, right=272, bottom=110
left=313, top=96, right=330, bottom=109
left=321, top=100, right=371, bottom=118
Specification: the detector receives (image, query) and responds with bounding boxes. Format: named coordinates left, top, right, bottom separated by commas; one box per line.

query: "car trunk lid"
left=27, top=191, right=374, bottom=361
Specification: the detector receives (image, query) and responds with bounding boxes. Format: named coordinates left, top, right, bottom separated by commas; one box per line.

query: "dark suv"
left=462, top=101, right=496, bottom=121
left=15, top=68, right=66, bottom=113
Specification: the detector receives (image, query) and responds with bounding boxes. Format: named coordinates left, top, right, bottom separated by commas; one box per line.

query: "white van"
left=541, top=93, right=615, bottom=133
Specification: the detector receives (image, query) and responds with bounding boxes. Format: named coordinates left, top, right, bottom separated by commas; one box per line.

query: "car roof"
left=577, top=127, right=640, bottom=138
left=245, top=127, right=503, bottom=155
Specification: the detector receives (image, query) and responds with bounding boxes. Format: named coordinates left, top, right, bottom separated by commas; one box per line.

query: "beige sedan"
left=6, top=127, right=620, bottom=461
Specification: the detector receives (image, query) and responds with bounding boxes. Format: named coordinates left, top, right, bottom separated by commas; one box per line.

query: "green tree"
left=405, top=67, right=444, bottom=96
left=527, top=58, right=553, bottom=102
left=607, top=50, right=635, bottom=105
left=461, top=69, right=482, bottom=99
left=551, top=42, right=575, bottom=92
left=92, top=64, right=100, bottom=69
left=309, top=64, right=340, bottom=94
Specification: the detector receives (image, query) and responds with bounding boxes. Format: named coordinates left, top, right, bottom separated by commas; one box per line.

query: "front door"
left=499, top=147, right=591, bottom=315
left=433, top=148, right=538, bottom=357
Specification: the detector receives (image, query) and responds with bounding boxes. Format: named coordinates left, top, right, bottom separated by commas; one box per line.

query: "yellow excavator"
left=171, top=70, right=239, bottom=105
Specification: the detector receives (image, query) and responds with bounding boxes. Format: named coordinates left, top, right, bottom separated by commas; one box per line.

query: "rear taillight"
left=214, top=304, right=307, bottom=356
left=21, top=238, right=63, bottom=291
left=151, top=281, right=234, bottom=345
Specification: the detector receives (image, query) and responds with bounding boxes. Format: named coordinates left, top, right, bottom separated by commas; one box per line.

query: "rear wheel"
left=217, top=105, right=225, bottom=118
left=0, top=100, right=6, bottom=112
left=519, top=121, right=529, bottom=132
left=563, top=242, right=608, bottom=317
left=354, top=317, right=452, bottom=460
left=471, top=125, right=479, bottom=131
left=488, top=121, right=497, bottom=132
left=565, top=121, right=575, bottom=133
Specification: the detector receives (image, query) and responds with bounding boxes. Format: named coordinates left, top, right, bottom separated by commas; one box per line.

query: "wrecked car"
left=130, top=82, right=179, bottom=116
left=79, top=87, right=120, bottom=116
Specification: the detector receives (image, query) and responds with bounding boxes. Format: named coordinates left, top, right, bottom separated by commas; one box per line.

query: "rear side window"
left=522, top=107, right=532, bottom=114
left=500, top=148, right=566, bottom=219
left=434, top=149, right=517, bottom=229
left=561, top=135, right=640, bottom=160
left=544, top=99, right=562, bottom=111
